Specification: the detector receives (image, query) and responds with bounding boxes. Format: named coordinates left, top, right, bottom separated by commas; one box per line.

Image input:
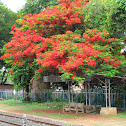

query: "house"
left=0, top=78, right=14, bottom=90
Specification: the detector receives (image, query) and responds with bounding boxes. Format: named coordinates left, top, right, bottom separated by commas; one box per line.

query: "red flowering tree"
left=0, top=0, right=125, bottom=95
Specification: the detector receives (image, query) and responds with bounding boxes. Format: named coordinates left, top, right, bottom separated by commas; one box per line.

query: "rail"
left=0, top=111, right=76, bottom=126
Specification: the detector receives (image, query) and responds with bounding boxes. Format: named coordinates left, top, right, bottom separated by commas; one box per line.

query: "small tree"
left=9, top=61, right=36, bottom=101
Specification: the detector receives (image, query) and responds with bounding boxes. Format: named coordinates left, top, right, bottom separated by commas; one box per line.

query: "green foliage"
left=19, top=0, right=58, bottom=15
left=0, top=2, right=17, bottom=45
left=116, top=56, right=126, bottom=77
left=10, top=61, right=36, bottom=90
left=83, top=0, right=126, bottom=39
left=107, top=0, right=126, bottom=39
left=0, top=1, right=17, bottom=84
left=0, top=3, right=17, bottom=53
left=83, top=0, right=107, bottom=31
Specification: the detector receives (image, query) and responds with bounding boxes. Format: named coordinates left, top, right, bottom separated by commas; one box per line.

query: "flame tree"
left=0, top=0, right=125, bottom=98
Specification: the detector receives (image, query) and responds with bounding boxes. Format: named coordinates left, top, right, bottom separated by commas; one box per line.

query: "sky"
left=1, top=0, right=26, bottom=12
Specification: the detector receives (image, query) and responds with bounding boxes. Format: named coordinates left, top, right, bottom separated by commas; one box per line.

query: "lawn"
left=0, top=99, right=81, bottom=119
left=0, top=99, right=126, bottom=126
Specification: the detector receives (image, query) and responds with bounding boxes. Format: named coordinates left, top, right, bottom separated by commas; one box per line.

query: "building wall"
left=0, top=84, right=14, bottom=89
left=31, top=80, right=50, bottom=92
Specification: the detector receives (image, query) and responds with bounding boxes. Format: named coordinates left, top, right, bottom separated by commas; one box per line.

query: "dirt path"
left=0, top=104, right=126, bottom=126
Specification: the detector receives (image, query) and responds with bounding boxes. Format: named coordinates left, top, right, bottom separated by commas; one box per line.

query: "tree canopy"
left=0, top=0, right=125, bottom=94
left=19, top=0, right=58, bottom=16
left=83, top=0, right=126, bottom=39
left=0, top=1, right=17, bottom=46
left=0, top=1, right=17, bottom=68
left=0, top=1, right=17, bottom=85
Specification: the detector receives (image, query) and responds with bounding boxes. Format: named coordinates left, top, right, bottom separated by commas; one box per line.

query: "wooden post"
left=105, top=79, right=108, bottom=108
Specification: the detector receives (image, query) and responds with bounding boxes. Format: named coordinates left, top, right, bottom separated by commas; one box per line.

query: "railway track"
left=0, top=111, right=78, bottom=126
left=0, top=119, right=22, bottom=126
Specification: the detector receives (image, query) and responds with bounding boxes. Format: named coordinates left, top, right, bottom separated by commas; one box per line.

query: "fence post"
left=63, top=90, right=64, bottom=102
left=16, top=90, right=17, bottom=100
left=11, top=90, right=13, bottom=99
left=55, top=89, right=56, bottom=99
left=17, top=90, right=18, bottom=99
left=6, top=90, right=7, bottom=100
left=89, top=89, right=91, bottom=105
left=85, top=84, right=87, bottom=105
left=100, top=90, right=102, bottom=106
left=97, top=90, right=99, bottom=105
left=22, top=90, right=23, bottom=99
left=111, top=89, right=113, bottom=107
left=123, top=91, right=125, bottom=109
left=47, top=90, right=48, bottom=101
left=72, top=90, right=73, bottom=102
left=34, top=90, right=36, bottom=101
left=41, top=89, right=42, bottom=101
left=88, top=82, right=91, bottom=105
left=1, top=89, right=2, bottom=98
left=119, top=92, right=121, bottom=108
left=81, top=90, right=82, bottom=102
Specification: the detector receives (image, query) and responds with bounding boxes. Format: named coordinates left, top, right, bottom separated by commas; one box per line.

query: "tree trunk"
left=25, top=84, right=30, bottom=101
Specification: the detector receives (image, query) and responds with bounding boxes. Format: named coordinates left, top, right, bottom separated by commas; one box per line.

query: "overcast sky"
left=1, top=0, right=26, bottom=12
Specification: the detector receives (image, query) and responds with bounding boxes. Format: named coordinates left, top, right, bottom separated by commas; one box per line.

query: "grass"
left=0, top=99, right=83, bottom=120
left=0, top=99, right=126, bottom=126
left=0, top=99, right=63, bottom=109
left=114, top=109, right=126, bottom=118
left=1, top=100, right=126, bottom=118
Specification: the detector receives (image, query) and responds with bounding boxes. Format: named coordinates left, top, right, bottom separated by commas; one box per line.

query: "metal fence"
left=0, top=89, right=23, bottom=100
left=0, top=89, right=125, bottom=109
